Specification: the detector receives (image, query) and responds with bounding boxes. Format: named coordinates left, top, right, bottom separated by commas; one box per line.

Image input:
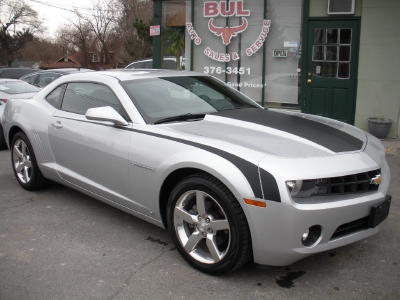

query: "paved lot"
left=0, top=149, right=399, bottom=300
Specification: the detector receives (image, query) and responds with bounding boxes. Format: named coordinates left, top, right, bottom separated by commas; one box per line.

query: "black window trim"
left=45, top=81, right=131, bottom=122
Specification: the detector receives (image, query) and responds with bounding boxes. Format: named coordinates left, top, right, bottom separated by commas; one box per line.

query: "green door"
left=304, top=20, right=359, bottom=124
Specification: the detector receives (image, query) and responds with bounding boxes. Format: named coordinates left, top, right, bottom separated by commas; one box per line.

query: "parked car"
left=20, top=68, right=94, bottom=87
left=0, top=67, right=38, bottom=79
left=0, top=79, right=41, bottom=149
left=125, top=56, right=184, bottom=70
left=2, top=70, right=391, bottom=275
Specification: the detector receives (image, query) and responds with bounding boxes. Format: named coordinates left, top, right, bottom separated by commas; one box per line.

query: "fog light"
left=302, top=229, right=310, bottom=241
left=301, top=225, right=322, bottom=247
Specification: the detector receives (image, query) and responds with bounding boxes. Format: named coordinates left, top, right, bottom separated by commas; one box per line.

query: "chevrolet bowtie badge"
left=370, top=174, right=382, bottom=185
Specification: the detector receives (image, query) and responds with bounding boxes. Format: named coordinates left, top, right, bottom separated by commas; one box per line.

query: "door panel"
left=309, top=86, right=328, bottom=116
left=48, top=111, right=134, bottom=208
left=305, top=20, right=359, bottom=124
left=331, top=88, right=348, bottom=122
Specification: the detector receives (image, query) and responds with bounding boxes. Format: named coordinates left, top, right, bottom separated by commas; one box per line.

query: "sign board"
left=284, top=41, right=298, bottom=48
left=273, top=50, right=287, bottom=57
left=150, top=25, right=160, bottom=36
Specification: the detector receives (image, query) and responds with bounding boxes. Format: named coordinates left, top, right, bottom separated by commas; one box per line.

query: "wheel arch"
left=159, top=167, right=208, bottom=228
left=158, top=159, right=256, bottom=229
left=8, top=125, right=25, bottom=149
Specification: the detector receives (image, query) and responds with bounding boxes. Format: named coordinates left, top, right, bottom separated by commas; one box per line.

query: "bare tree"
left=56, top=10, right=99, bottom=67
left=118, top=0, right=153, bottom=63
left=16, top=37, right=65, bottom=64
left=78, top=0, right=121, bottom=68
left=0, top=0, right=43, bottom=65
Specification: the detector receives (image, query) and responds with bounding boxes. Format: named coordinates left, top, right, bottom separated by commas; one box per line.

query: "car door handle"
left=51, top=121, right=63, bottom=129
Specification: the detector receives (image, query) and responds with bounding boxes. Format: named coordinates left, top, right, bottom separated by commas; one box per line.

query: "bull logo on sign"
left=208, top=17, right=248, bottom=45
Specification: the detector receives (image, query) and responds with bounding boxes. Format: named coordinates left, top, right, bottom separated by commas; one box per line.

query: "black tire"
left=11, top=132, right=47, bottom=191
left=167, top=173, right=252, bottom=275
left=0, top=125, right=7, bottom=150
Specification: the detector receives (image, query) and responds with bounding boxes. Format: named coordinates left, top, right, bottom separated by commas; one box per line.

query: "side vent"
left=327, top=0, right=355, bottom=15
left=33, top=133, right=48, bottom=162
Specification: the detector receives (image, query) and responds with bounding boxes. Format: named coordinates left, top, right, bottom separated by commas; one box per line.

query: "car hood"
left=163, top=108, right=367, bottom=158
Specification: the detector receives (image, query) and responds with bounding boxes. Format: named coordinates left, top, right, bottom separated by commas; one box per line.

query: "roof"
left=45, top=61, right=81, bottom=69
left=98, top=69, right=205, bottom=81
left=45, top=53, right=83, bottom=69
left=24, top=68, right=94, bottom=76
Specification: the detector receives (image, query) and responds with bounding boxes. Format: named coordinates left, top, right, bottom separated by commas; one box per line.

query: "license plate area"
left=368, top=195, right=391, bottom=228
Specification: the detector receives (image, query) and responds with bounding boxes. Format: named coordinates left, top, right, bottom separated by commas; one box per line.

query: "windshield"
left=120, top=76, right=260, bottom=124
left=0, top=81, right=41, bottom=95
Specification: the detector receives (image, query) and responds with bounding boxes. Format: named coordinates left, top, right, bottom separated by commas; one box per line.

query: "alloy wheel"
left=173, top=190, right=231, bottom=264
left=13, top=139, right=32, bottom=184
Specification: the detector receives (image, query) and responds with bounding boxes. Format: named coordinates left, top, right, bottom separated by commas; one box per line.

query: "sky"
left=28, top=0, right=90, bottom=39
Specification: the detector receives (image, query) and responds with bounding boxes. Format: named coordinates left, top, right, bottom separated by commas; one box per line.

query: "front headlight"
left=286, top=179, right=328, bottom=198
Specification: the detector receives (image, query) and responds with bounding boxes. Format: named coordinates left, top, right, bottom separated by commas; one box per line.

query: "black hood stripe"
left=213, top=108, right=363, bottom=153
left=54, top=115, right=279, bottom=200
left=129, top=128, right=267, bottom=200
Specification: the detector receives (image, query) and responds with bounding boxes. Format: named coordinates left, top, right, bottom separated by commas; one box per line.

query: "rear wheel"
left=167, top=174, right=252, bottom=275
left=11, top=132, right=47, bottom=190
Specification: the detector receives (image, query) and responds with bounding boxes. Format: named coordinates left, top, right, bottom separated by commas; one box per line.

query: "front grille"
left=313, top=169, right=380, bottom=196
left=330, top=216, right=369, bottom=240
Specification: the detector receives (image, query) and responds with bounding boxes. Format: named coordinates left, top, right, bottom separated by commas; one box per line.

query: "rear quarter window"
left=46, top=84, right=67, bottom=108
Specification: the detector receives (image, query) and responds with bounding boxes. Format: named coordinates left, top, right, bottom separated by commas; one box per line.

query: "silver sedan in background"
left=0, top=79, right=41, bottom=149
left=1, top=70, right=391, bottom=274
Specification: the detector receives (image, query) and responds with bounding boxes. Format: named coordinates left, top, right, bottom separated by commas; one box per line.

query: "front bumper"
left=247, top=192, right=390, bottom=266
left=246, top=138, right=390, bottom=266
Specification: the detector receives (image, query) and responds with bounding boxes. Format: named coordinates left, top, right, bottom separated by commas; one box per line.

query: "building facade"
left=152, top=0, right=399, bottom=138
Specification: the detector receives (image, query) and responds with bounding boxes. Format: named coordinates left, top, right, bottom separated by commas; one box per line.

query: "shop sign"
left=186, top=1, right=271, bottom=62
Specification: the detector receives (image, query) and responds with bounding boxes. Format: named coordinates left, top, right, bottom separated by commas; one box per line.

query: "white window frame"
left=93, top=54, right=100, bottom=63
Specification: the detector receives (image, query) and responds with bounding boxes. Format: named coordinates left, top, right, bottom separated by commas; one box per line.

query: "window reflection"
left=313, top=46, right=325, bottom=61
left=327, top=29, right=338, bottom=44
left=314, top=29, right=325, bottom=44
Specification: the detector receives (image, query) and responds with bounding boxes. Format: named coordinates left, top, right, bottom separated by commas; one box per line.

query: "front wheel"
left=11, top=132, right=47, bottom=190
left=167, top=174, right=252, bottom=275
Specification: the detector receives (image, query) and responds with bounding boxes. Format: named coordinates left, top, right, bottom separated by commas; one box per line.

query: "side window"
left=46, top=84, right=67, bottom=108
left=38, top=73, right=60, bottom=87
left=20, top=69, right=36, bottom=76
left=61, top=82, right=123, bottom=115
left=143, top=61, right=153, bottom=68
left=22, top=74, right=38, bottom=84
left=163, top=59, right=176, bottom=69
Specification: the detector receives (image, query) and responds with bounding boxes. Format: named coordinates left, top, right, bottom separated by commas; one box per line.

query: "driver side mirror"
left=85, top=106, right=128, bottom=126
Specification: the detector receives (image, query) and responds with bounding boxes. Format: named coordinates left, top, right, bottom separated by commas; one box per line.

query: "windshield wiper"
left=154, top=113, right=206, bottom=125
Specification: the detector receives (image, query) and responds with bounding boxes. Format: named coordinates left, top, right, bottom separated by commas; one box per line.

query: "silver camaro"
left=1, top=70, right=391, bottom=275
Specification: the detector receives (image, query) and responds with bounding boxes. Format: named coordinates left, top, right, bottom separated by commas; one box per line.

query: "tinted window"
left=61, top=82, right=122, bottom=115
left=0, top=69, right=22, bottom=79
left=46, top=84, right=66, bottom=108
left=163, top=59, right=176, bottom=69
left=21, top=74, right=38, bottom=84
left=143, top=61, right=153, bottom=68
left=20, top=69, right=36, bottom=76
left=0, top=81, right=41, bottom=94
left=38, top=73, right=60, bottom=87
left=120, top=76, right=259, bottom=124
